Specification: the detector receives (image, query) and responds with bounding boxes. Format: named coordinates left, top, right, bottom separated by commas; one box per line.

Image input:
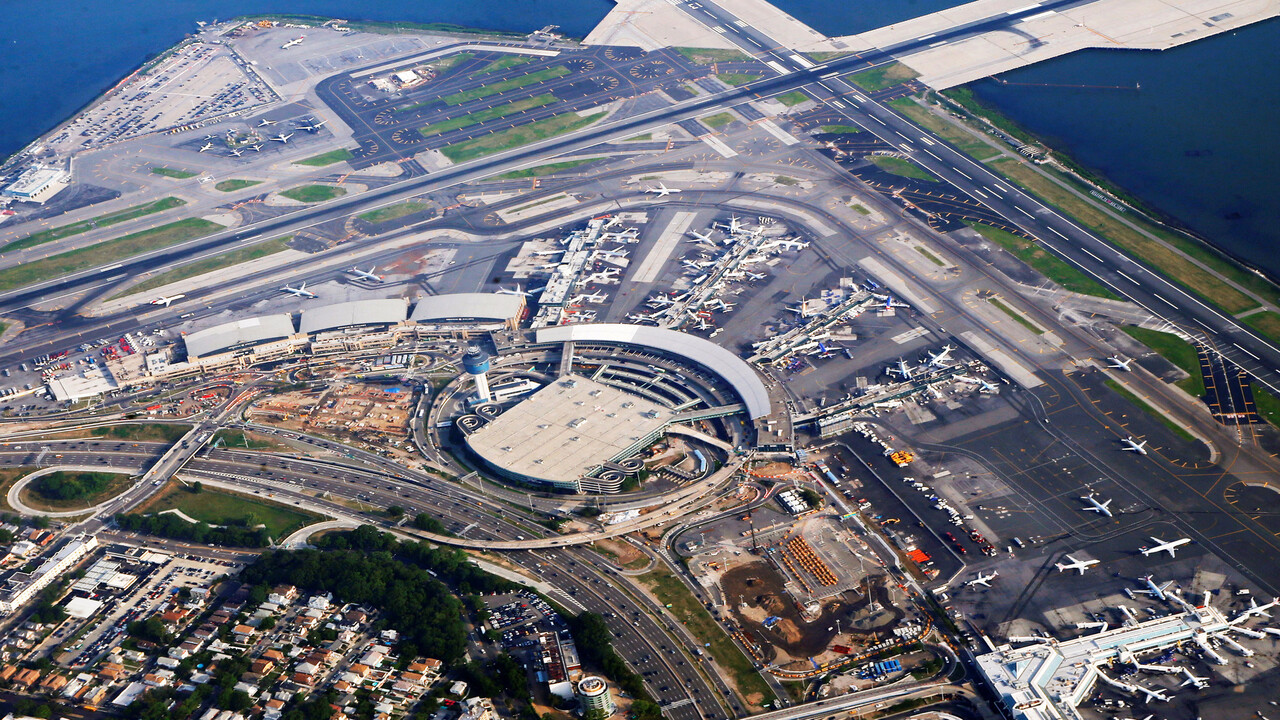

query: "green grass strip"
left=887, top=97, right=1001, bottom=161
left=848, top=61, right=919, bottom=92
left=869, top=155, right=938, bottom=182
left=701, top=112, right=735, bottom=131
left=1104, top=378, right=1197, bottom=443
left=495, top=159, right=597, bottom=180
left=3, top=197, right=185, bottom=252
left=294, top=148, right=354, bottom=167
left=820, top=124, right=862, bottom=134
left=112, top=236, right=291, bottom=300
left=358, top=202, right=431, bottom=224
left=214, top=179, right=262, bottom=193
left=150, top=167, right=197, bottom=179
left=1121, top=326, right=1205, bottom=396
left=471, top=55, right=533, bottom=76
left=441, top=112, right=605, bottom=164
left=989, top=297, right=1042, bottom=334
left=1242, top=310, right=1280, bottom=345
left=418, top=94, right=556, bottom=137
left=966, top=221, right=1119, bottom=299
left=716, top=73, right=759, bottom=87
left=676, top=47, right=751, bottom=65
left=776, top=91, right=809, bottom=106
left=280, top=185, right=347, bottom=203
left=0, top=217, right=222, bottom=292
left=442, top=66, right=569, bottom=106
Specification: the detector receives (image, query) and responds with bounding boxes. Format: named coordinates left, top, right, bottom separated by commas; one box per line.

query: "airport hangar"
left=456, top=324, right=777, bottom=494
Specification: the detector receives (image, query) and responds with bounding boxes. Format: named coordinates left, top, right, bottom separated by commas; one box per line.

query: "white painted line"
left=1025, top=10, right=1057, bottom=20
left=633, top=211, right=696, bottom=283
left=1234, top=343, right=1260, bottom=360
left=929, top=40, right=946, bottom=47
left=919, top=136, right=935, bottom=146
left=955, top=169, right=971, bottom=179
left=895, top=131, right=911, bottom=141
left=1015, top=206, right=1033, bottom=217
left=918, top=33, right=936, bottom=40
left=790, top=54, right=815, bottom=68
left=700, top=134, right=738, bottom=158
left=1049, top=227, right=1067, bottom=238
left=1081, top=248, right=1102, bottom=262
left=829, top=99, right=845, bottom=108
left=766, top=60, right=788, bottom=73
left=758, top=118, right=801, bottom=145
left=899, top=143, right=914, bottom=153
left=925, top=150, right=942, bottom=160
left=1152, top=293, right=1177, bottom=307
left=971, top=189, right=988, bottom=199
left=871, top=116, right=886, bottom=125
left=1116, top=270, right=1137, bottom=284
left=811, top=64, right=828, bottom=72
left=818, top=82, right=834, bottom=92
left=713, top=26, right=726, bottom=33
left=820, top=71, right=839, bottom=79
left=1007, top=4, right=1040, bottom=14
left=989, top=184, right=1005, bottom=194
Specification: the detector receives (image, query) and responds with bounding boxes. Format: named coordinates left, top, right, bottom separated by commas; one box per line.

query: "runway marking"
left=1080, top=248, right=1102, bottom=262
left=1116, top=270, right=1137, bottom=284
left=955, top=169, right=971, bottom=179
left=1048, top=227, right=1067, bottom=238
left=1234, top=343, right=1260, bottom=360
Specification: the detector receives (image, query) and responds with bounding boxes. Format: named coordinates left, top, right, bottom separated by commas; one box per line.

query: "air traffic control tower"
left=462, top=346, right=492, bottom=403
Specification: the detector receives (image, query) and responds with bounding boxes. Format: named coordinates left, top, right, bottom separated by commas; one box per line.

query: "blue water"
left=1, top=0, right=1277, bottom=276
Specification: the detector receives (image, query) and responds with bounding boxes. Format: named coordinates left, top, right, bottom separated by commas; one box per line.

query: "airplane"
left=965, top=571, right=999, bottom=589
left=148, top=294, right=186, bottom=307
left=718, top=215, right=745, bottom=235
left=204, top=134, right=216, bottom=140
left=1108, top=356, right=1134, bottom=371
left=1081, top=493, right=1114, bottom=518
left=1140, top=536, right=1191, bottom=558
left=626, top=312, right=656, bottom=324
left=744, top=270, right=766, bottom=281
left=809, top=341, right=839, bottom=359
left=249, top=144, right=265, bottom=152
left=496, top=284, right=541, bottom=297
left=1239, top=596, right=1279, bottom=620
left=271, top=133, right=295, bottom=143
left=644, top=182, right=681, bottom=197
left=926, top=344, right=956, bottom=368
left=298, top=119, right=328, bottom=132
left=1135, top=685, right=1172, bottom=703
left=1122, top=437, right=1149, bottom=455
left=1179, top=668, right=1209, bottom=690
left=576, top=292, right=608, bottom=304
left=956, top=375, right=999, bottom=393
left=1054, top=554, right=1100, bottom=575
left=258, top=118, right=278, bottom=126
left=886, top=358, right=914, bottom=380
left=602, top=216, right=624, bottom=230
left=198, top=142, right=214, bottom=153
left=280, top=282, right=317, bottom=299
left=348, top=267, right=383, bottom=283
left=584, top=268, right=620, bottom=285
left=1136, top=575, right=1174, bottom=601
left=876, top=294, right=910, bottom=310
left=687, top=229, right=715, bottom=245
left=229, top=148, right=244, bottom=157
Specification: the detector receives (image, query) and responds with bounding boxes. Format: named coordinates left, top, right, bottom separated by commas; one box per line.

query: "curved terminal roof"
left=535, top=324, right=771, bottom=419
left=185, top=314, right=296, bottom=359
left=411, top=293, right=524, bottom=323
left=300, top=298, right=408, bottom=334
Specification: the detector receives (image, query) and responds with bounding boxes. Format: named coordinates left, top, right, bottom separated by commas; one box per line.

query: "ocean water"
left=1, top=0, right=1276, bottom=276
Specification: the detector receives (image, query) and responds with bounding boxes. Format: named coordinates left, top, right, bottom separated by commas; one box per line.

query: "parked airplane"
left=229, top=148, right=244, bottom=157
left=1055, top=554, right=1100, bottom=575
left=926, top=344, right=956, bottom=368
left=258, top=118, right=278, bottom=126
left=204, top=134, right=217, bottom=140
left=1081, top=493, right=1114, bottom=518
left=956, top=375, right=999, bottom=393
left=348, top=267, right=383, bottom=283
left=718, top=215, right=745, bottom=235
left=280, top=283, right=317, bottom=298
left=298, top=119, right=328, bottom=132
left=198, top=142, right=214, bottom=152
left=598, top=248, right=629, bottom=260
left=1108, top=356, right=1134, bottom=371
left=1179, top=668, right=1209, bottom=690
left=1137, top=575, right=1174, bottom=601
left=149, top=294, right=186, bottom=307
left=1240, top=596, right=1279, bottom=620
left=1140, top=536, right=1191, bottom=558
left=249, top=144, right=265, bottom=152
left=1135, top=685, right=1172, bottom=703
left=271, top=133, right=295, bottom=143
left=874, top=293, right=910, bottom=310
left=687, top=229, right=715, bottom=245
left=965, top=571, right=999, bottom=588
left=496, top=284, right=541, bottom=297
left=1122, top=437, right=1149, bottom=455
left=645, top=182, right=680, bottom=197
left=886, top=358, right=914, bottom=380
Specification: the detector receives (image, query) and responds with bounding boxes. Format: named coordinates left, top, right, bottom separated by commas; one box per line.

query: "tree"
left=192, top=481, right=204, bottom=494
left=386, top=505, right=405, bottom=518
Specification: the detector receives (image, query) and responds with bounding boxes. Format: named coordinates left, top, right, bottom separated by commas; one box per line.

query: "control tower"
left=462, top=346, right=492, bottom=403
left=576, top=676, right=614, bottom=715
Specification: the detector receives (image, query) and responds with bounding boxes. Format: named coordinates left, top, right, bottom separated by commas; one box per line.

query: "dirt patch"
left=594, top=537, right=646, bottom=567
left=722, top=561, right=904, bottom=662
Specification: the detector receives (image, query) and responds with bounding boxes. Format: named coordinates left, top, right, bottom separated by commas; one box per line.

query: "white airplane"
left=249, top=144, right=265, bottom=152
left=874, top=293, right=910, bottom=310
left=1135, top=685, right=1172, bottom=704
left=204, top=134, right=217, bottom=140
left=1122, top=437, right=1149, bottom=455
left=1081, top=493, right=1114, bottom=518
left=258, top=118, right=278, bottom=127
left=1141, top=536, right=1191, bottom=558
left=744, top=270, right=766, bottom=281
left=280, top=282, right=317, bottom=299
left=496, top=284, right=540, bottom=297
left=348, top=267, right=383, bottom=283
left=626, top=312, right=655, bottom=324
left=687, top=229, right=716, bottom=245
left=598, top=248, right=629, bottom=260
left=229, top=148, right=244, bottom=157
left=886, top=358, right=914, bottom=380
left=1055, top=554, right=1100, bottom=575
left=926, top=344, right=956, bottom=368
left=576, top=292, right=608, bottom=304
left=602, top=216, right=624, bottom=229
left=584, top=268, right=620, bottom=285
left=198, top=142, right=214, bottom=152
left=645, top=182, right=681, bottom=197
left=271, top=133, right=295, bottom=143
left=1108, top=356, right=1134, bottom=371
left=1239, top=596, right=1279, bottom=620
left=956, top=375, right=999, bottom=393
left=149, top=294, right=186, bottom=307
left=1179, top=668, right=1209, bottom=690
left=1137, top=575, right=1174, bottom=601
left=965, top=571, right=998, bottom=589
left=718, top=215, right=745, bottom=235
left=298, top=119, right=328, bottom=132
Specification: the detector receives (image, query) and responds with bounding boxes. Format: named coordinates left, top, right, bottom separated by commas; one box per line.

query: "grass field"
left=851, top=203, right=870, bottom=215
left=418, top=94, right=556, bottom=137
left=716, top=73, right=759, bottom=86
left=989, top=158, right=1260, bottom=314
left=280, top=185, right=347, bottom=203
left=869, top=155, right=938, bottom=182
left=0, top=467, right=32, bottom=512
left=471, top=55, right=532, bottom=76
left=214, top=179, right=262, bottom=192
left=1104, top=378, right=1197, bottom=443
left=1243, top=311, right=1280, bottom=344
left=701, top=112, right=736, bottom=131
left=112, top=237, right=291, bottom=299
left=916, top=246, right=946, bottom=267
left=848, top=62, right=919, bottom=92
left=0, top=217, right=222, bottom=292
left=888, top=97, right=1001, bottom=160
left=774, top=176, right=799, bottom=186
left=21, top=471, right=134, bottom=512
left=635, top=566, right=774, bottom=706
left=358, top=202, right=431, bottom=224
left=1252, top=384, right=1280, bottom=427
left=212, top=429, right=293, bottom=452
left=966, top=222, right=1119, bottom=299
left=2, top=196, right=185, bottom=252
left=441, top=112, right=605, bottom=163
left=990, top=298, right=1042, bottom=334
left=442, top=66, right=569, bottom=105
left=624, top=133, right=652, bottom=142
left=676, top=47, right=751, bottom=64
left=495, top=159, right=597, bottom=179
left=91, top=423, right=191, bottom=443
left=776, top=91, right=809, bottom=107
left=142, top=484, right=321, bottom=539
left=294, top=148, right=354, bottom=167
left=151, top=167, right=197, bottom=179
left=1121, top=326, right=1205, bottom=396
left=820, top=124, right=862, bottom=134
left=428, top=51, right=474, bottom=73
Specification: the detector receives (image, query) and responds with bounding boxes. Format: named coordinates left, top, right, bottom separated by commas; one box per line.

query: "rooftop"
left=184, top=314, right=296, bottom=359
left=411, top=294, right=524, bottom=323
left=300, top=298, right=408, bottom=334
